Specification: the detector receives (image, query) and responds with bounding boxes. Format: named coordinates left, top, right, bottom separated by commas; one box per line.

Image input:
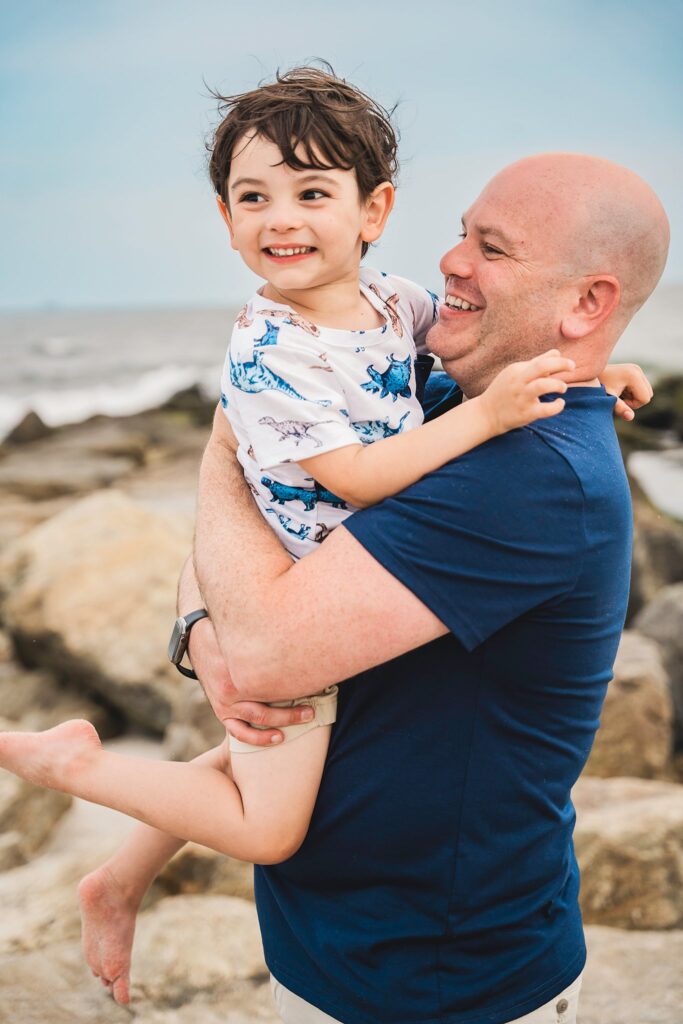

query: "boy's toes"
left=112, top=975, right=130, bottom=1005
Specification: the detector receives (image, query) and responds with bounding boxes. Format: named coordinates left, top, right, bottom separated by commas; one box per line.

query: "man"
left=90, top=153, right=668, bottom=1020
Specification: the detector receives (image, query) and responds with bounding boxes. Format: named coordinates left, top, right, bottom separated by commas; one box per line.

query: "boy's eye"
left=301, top=189, right=327, bottom=201
left=482, top=243, right=503, bottom=256
left=240, top=192, right=265, bottom=203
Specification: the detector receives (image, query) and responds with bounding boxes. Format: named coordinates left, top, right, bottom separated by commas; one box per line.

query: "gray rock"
left=0, top=767, right=72, bottom=868
left=585, top=631, right=674, bottom=779
left=0, top=662, right=119, bottom=736
left=629, top=501, right=683, bottom=620
left=3, top=410, right=52, bottom=445
left=574, top=776, right=683, bottom=929
left=0, top=447, right=136, bottom=499
left=1, top=490, right=193, bottom=732
left=635, top=582, right=683, bottom=737
left=131, top=894, right=266, bottom=1004
left=582, top=925, right=683, bottom=1023
left=153, top=842, right=254, bottom=902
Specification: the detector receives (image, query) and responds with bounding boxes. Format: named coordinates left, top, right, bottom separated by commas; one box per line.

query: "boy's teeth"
left=445, top=295, right=481, bottom=311
left=267, top=247, right=313, bottom=256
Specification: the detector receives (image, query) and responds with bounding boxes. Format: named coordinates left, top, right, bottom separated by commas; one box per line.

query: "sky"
left=1, top=0, right=682, bottom=310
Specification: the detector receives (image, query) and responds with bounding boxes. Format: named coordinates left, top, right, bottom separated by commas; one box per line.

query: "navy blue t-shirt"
left=255, top=384, right=632, bottom=1024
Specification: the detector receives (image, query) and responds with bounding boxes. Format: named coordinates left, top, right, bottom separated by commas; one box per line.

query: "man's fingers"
left=225, top=718, right=284, bottom=746
left=227, top=701, right=314, bottom=728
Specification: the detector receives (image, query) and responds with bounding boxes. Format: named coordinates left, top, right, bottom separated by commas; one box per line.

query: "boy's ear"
left=216, top=196, right=238, bottom=249
left=361, top=182, right=395, bottom=245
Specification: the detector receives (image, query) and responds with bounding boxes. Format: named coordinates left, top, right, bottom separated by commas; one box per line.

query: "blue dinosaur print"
left=361, top=353, right=412, bottom=402
left=315, top=484, right=348, bottom=509
left=220, top=392, right=229, bottom=408
left=261, top=476, right=318, bottom=511
left=265, top=509, right=311, bottom=540
left=427, top=290, right=440, bottom=322
left=351, top=411, right=410, bottom=444
left=354, top=346, right=366, bottom=352
left=254, top=320, right=280, bottom=347
left=230, top=349, right=331, bottom=405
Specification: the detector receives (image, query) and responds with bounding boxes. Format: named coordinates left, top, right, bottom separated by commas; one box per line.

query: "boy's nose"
left=264, top=201, right=304, bottom=233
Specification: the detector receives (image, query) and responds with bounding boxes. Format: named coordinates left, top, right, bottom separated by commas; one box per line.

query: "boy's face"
left=220, top=132, right=388, bottom=295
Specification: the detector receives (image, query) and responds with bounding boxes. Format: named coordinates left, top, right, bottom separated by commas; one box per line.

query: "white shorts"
left=270, top=971, right=583, bottom=1023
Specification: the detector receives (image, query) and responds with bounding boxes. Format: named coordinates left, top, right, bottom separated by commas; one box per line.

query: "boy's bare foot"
left=0, top=719, right=102, bottom=790
left=78, top=863, right=140, bottom=1005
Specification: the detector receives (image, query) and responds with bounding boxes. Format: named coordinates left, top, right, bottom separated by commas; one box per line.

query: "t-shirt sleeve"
left=343, top=430, right=585, bottom=650
left=227, top=323, right=361, bottom=470
left=390, top=274, right=441, bottom=355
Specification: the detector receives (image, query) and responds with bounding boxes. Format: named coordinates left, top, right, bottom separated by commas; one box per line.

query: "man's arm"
left=192, top=406, right=448, bottom=702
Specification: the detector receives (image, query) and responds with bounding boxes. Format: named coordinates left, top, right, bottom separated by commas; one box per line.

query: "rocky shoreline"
left=1, top=385, right=683, bottom=1022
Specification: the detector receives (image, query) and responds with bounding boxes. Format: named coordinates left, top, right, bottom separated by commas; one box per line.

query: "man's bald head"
left=486, top=153, right=669, bottom=321
left=429, top=153, right=669, bottom=394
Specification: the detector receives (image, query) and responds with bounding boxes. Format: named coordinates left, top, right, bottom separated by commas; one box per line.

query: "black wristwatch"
left=168, top=609, right=209, bottom=679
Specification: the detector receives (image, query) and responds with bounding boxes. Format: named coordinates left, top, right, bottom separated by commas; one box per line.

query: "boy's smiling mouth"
left=264, top=246, right=317, bottom=261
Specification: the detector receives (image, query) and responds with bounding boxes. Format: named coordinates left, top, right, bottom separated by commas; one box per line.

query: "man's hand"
left=186, top=603, right=314, bottom=747
left=600, top=362, right=654, bottom=420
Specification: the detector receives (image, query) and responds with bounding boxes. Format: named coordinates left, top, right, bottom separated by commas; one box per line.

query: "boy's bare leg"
left=78, top=740, right=231, bottom=1005
left=0, top=718, right=328, bottom=859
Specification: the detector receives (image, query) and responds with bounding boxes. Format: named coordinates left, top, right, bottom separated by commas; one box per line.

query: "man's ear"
left=560, top=276, right=620, bottom=341
left=216, top=196, right=238, bottom=250
left=361, top=182, right=395, bottom=245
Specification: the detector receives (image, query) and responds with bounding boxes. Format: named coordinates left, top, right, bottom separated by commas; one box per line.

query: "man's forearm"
left=192, top=423, right=293, bottom=691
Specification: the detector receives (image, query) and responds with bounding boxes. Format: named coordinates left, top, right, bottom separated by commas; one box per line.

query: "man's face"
left=427, top=172, right=576, bottom=395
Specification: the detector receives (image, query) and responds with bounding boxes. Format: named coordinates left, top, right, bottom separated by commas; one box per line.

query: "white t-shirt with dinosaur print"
left=220, top=267, right=440, bottom=558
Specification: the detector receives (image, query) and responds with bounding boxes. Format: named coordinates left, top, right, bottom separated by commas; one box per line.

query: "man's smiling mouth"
left=444, top=293, right=482, bottom=312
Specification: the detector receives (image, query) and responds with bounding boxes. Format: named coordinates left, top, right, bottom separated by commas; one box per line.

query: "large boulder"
left=153, top=842, right=254, bottom=902
left=585, top=631, right=673, bottom=779
left=574, top=776, right=683, bottom=929
left=628, top=500, right=683, bottom=620
left=0, top=743, right=72, bottom=869
left=131, top=894, right=266, bottom=1004
left=634, top=582, right=683, bottom=738
left=0, top=662, right=120, bottom=736
left=0, top=490, right=194, bottom=732
left=582, top=925, right=683, bottom=1024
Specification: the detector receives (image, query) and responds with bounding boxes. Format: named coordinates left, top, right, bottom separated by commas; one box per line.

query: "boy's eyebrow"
left=230, top=177, right=265, bottom=191
left=230, top=171, right=341, bottom=192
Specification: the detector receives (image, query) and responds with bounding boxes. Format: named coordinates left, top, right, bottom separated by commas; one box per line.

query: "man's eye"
left=301, top=189, right=326, bottom=201
left=240, top=192, right=265, bottom=203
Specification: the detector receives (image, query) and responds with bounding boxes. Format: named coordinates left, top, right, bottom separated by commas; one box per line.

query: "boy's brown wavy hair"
left=207, top=62, right=399, bottom=257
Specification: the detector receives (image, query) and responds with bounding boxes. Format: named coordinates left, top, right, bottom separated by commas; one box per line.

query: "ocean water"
left=2, top=286, right=683, bottom=517
left=2, top=284, right=681, bottom=441
left=0, top=306, right=238, bottom=440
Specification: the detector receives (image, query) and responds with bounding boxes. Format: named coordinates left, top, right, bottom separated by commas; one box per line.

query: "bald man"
left=84, top=155, right=668, bottom=1021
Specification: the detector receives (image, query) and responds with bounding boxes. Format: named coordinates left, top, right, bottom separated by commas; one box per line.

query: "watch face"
left=168, top=618, right=187, bottom=664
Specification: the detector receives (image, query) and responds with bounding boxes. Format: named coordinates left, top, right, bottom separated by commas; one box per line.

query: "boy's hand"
left=600, top=363, right=654, bottom=421
left=478, top=350, right=576, bottom=436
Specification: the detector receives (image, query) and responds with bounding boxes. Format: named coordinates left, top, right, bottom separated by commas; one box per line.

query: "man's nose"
left=440, top=240, right=474, bottom=279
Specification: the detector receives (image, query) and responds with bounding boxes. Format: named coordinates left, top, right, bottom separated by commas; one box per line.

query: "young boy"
left=0, top=66, right=648, bottom=1006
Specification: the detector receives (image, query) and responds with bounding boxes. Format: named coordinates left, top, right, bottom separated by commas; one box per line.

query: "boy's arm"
left=299, top=350, right=574, bottom=508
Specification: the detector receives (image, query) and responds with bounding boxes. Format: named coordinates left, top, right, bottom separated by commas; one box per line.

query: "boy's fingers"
left=535, top=397, right=566, bottom=417
left=530, top=377, right=568, bottom=397
left=613, top=397, right=635, bottom=420
left=526, top=353, right=575, bottom=379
